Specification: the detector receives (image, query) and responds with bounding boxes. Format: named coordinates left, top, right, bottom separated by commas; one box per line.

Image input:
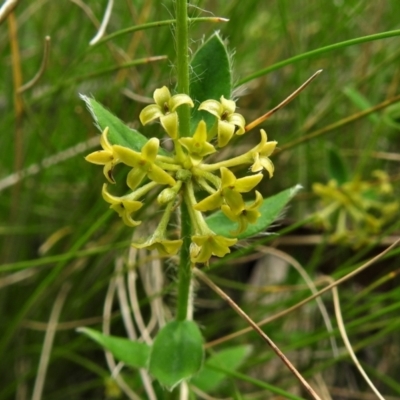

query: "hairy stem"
left=175, top=0, right=193, bottom=322
left=175, top=0, right=191, bottom=138
left=176, top=189, right=192, bottom=321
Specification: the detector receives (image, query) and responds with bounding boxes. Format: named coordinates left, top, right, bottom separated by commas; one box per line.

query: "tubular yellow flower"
left=133, top=237, right=183, bottom=256
left=113, top=138, right=176, bottom=190
left=102, top=184, right=143, bottom=227
left=85, top=127, right=119, bottom=183
left=139, top=86, right=194, bottom=138
left=195, top=167, right=262, bottom=213
left=221, top=191, right=263, bottom=234
left=190, top=234, right=237, bottom=264
left=199, top=96, right=246, bottom=147
left=131, top=199, right=182, bottom=255
left=179, top=120, right=216, bottom=165
left=250, top=129, right=277, bottom=177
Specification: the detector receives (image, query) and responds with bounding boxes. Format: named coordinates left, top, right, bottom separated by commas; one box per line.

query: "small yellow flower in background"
left=86, top=87, right=279, bottom=264
left=199, top=96, right=246, bottom=147
left=139, top=86, right=194, bottom=139
left=85, top=127, right=119, bottom=183
left=313, top=170, right=399, bottom=247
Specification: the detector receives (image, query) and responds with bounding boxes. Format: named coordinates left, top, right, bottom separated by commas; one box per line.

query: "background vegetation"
left=1, top=0, right=400, bottom=399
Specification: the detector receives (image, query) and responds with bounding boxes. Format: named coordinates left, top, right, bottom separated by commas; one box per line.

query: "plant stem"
left=175, top=0, right=193, bottom=322
left=176, top=190, right=192, bottom=321
left=175, top=0, right=191, bottom=138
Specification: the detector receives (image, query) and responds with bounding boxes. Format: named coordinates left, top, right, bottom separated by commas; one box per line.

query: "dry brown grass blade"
left=206, top=238, right=400, bottom=348
left=18, top=36, right=51, bottom=93
left=332, top=287, right=386, bottom=400
left=245, top=70, right=323, bottom=132
left=277, top=93, right=400, bottom=154
left=194, top=268, right=323, bottom=400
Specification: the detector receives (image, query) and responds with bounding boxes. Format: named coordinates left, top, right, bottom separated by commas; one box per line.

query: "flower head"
left=139, top=86, right=194, bottom=138
left=85, top=127, right=119, bottom=183
left=85, top=86, right=279, bottom=264
left=199, top=96, right=246, bottom=147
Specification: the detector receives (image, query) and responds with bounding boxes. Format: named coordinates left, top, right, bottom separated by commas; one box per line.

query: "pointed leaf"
left=192, top=345, right=252, bottom=392
left=327, top=146, right=348, bottom=185
left=81, top=95, right=169, bottom=155
left=149, top=320, right=204, bottom=390
left=78, top=327, right=151, bottom=369
left=206, top=185, right=302, bottom=239
left=190, top=33, right=232, bottom=133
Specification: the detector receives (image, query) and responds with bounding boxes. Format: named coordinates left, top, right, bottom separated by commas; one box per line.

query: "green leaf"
left=149, top=320, right=204, bottom=390
left=78, top=327, right=151, bottom=369
left=327, top=146, right=348, bottom=185
left=80, top=95, right=168, bottom=155
left=190, top=32, right=232, bottom=133
left=192, top=345, right=252, bottom=392
left=206, top=185, right=302, bottom=239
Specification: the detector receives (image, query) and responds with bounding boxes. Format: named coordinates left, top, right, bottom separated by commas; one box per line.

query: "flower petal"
left=153, top=86, right=171, bottom=107
left=113, top=145, right=141, bottom=168
left=147, top=164, right=176, bottom=186
left=100, top=127, right=112, bottom=150
left=127, top=168, right=146, bottom=190
left=169, top=94, right=194, bottom=111
left=85, top=150, right=113, bottom=165
left=220, top=96, right=236, bottom=114
left=194, top=191, right=223, bottom=212
left=260, top=157, right=275, bottom=178
left=159, top=239, right=183, bottom=255
left=160, top=112, right=178, bottom=138
left=102, top=184, right=120, bottom=204
left=141, top=138, right=159, bottom=162
left=217, top=120, right=235, bottom=147
left=223, top=189, right=244, bottom=214
left=234, top=174, right=263, bottom=192
left=228, top=113, right=246, bottom=135
left=102, top=163, right=116, bottom=184
left=198, top=99, right=223, bottom=118
left=220, top=167, right=237, bottom=188
left=139, top=104, right=163, bottom=125
left=211, top=235, right=237, bottom=257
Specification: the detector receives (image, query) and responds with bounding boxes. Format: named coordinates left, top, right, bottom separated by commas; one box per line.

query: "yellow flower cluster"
left=313, top=170, right=399, bottom=247
left=86, top=87, right=277, bottom=264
